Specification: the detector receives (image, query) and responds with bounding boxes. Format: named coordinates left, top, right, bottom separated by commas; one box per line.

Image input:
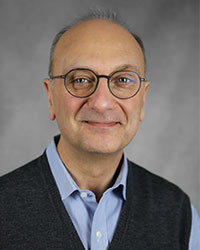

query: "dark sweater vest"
left=0, top=152, right=191, bottom=250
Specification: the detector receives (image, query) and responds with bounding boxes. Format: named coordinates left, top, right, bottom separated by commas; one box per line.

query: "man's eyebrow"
left=63, top=64, right=141, bottom=75
left=113, top=64, right=141, bottom=73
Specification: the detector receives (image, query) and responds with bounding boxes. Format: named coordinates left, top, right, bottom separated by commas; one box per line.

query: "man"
left=1, top=10, right=199, bottom=250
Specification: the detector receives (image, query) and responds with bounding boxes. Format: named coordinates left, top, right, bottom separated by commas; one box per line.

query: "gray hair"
left=48, top=9, right=146, bottom=76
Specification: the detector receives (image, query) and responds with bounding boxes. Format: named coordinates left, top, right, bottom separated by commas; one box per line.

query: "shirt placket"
left=90, top=194, right=108, bottom=250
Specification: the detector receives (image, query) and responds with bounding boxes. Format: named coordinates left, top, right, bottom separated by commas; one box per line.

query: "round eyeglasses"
left=49, top=68, right=145, bottom=99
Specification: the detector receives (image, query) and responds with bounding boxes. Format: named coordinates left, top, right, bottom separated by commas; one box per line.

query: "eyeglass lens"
left=65, top=69, right=140, bottom=99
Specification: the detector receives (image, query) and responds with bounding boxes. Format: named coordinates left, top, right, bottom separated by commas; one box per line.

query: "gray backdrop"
left=0, top=0, right=199, bottom=213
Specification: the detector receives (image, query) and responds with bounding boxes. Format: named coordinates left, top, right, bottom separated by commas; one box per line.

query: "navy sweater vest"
left=0, top=152, right=191, bottom=250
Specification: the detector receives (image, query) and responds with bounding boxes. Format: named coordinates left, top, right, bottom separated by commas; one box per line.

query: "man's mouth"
left=83, top=121, right=120, bottom=128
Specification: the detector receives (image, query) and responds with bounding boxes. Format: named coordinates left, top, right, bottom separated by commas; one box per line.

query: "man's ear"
left=140, top=80, right=150, bottom=121
left=43, top=78, right=56, bottom=120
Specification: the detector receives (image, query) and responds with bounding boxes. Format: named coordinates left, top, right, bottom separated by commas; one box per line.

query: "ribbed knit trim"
left=39, top=152, right=85, bottom=250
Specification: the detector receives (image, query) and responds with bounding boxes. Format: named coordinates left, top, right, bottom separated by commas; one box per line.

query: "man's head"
left=44, top=10, right=149, bottom=156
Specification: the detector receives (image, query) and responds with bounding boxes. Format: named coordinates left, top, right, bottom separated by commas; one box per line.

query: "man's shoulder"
left=127, top=159, right=190, bottom=204
left=0, top=152, right=48, bottom=195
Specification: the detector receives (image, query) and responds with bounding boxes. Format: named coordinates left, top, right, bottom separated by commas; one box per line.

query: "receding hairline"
left=48, top=10, right=147, bottom=76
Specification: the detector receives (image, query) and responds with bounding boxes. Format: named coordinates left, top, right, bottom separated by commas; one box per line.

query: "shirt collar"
left=46, top=136, right=128, bottom=201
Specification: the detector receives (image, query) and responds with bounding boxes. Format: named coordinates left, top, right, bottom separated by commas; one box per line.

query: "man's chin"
left=77, top=139, right=125, bottom=155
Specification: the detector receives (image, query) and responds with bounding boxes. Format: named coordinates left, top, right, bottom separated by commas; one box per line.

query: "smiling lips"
left=84, top=121, right=120, bottom=128
left=77, top=108, right=126, bottom=128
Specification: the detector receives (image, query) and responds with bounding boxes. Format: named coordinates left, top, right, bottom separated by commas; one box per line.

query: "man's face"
left=44, top=19, right=149, bottom=155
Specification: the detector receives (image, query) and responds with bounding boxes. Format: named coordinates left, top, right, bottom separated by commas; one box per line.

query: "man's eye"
left=118, top=77, right=134, bottom=83
left=119, top=78, right=128, bottom=82
left=74, top=78, right=87, bottom=84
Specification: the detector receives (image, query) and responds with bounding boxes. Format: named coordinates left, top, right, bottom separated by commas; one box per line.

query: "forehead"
left=53, top=19, right=145, bottom=75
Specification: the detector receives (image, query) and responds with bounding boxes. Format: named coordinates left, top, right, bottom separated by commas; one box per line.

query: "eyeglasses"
left=49, top=68, right=145, bottom=99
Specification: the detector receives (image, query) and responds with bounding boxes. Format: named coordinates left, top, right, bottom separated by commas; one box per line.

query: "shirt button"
left=80, top=192, right=87, bottom=198
left=96, top=231, right=102, bottom=240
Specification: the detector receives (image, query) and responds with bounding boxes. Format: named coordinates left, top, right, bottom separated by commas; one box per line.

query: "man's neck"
left=57, top=136, right=123, bottom=202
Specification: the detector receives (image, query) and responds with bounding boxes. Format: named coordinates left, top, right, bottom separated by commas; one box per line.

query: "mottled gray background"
left=0, top=0, right=199, bottom=212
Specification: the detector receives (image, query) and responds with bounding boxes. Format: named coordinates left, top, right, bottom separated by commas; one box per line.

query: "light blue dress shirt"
left=46, top=138, right=200, bottom=250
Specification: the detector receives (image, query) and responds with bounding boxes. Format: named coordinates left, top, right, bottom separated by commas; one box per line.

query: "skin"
left=44, top=19, right=149, bottom=201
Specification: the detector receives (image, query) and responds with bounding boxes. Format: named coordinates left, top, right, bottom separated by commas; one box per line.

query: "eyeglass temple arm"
left=49, top=75, right=66, bottom=80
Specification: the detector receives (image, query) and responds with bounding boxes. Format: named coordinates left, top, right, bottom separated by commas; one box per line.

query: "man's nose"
left=87, top=78, right=116, bottom=113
